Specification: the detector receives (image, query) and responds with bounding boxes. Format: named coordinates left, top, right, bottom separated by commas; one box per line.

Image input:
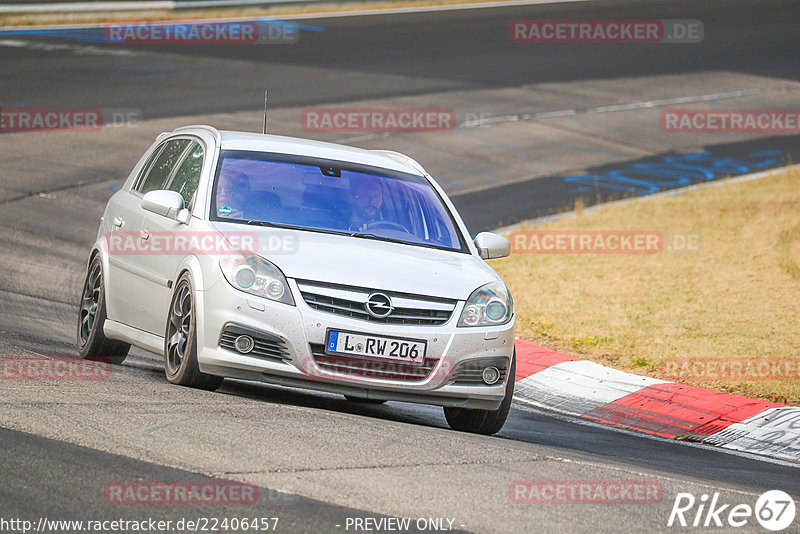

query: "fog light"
left=482, top=366, right=501, bottom=385
left=234, top=335, right=255, bottom=354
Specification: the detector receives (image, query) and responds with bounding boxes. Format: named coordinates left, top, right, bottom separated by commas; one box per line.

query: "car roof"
left=172, top=126, right=424, bottom=176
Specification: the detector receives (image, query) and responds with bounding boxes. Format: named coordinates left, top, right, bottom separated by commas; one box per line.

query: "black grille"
left=298, top=281, right=455, bottom=326
left=309, top=344, right=438, bottom=381
left=452, top=357, right=509, bottom=385
left=219, top=324, right=290, bottom=362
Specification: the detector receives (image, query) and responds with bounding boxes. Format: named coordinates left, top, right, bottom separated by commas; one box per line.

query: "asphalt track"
left=1, top=0, right=798, bottom=115
left=1, top=0, right=800, bottom=532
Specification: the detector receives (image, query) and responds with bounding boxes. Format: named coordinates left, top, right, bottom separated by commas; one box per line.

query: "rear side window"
left=133, top=143, right=165, bottom=191
left=167, top=142, right=204, bottom=206
left=138, top=139, right=191, bottom=194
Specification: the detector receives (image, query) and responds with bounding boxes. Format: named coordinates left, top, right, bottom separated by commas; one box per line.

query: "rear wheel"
left=443, top=351, right=515, bottom=435
left=164, top=273, right=223, bottom=391
left=77, top=256, right=130, bottom=364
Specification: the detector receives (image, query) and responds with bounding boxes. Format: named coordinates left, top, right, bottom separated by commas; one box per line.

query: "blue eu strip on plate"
left=327, top=331, right=338, bottom=351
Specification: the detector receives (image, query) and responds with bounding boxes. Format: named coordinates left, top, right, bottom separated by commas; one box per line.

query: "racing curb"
left=512, top=339, right=800, bottom=463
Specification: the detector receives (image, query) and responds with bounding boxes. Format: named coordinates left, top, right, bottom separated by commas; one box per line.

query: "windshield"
left=210, top=150, right=466, bottom=251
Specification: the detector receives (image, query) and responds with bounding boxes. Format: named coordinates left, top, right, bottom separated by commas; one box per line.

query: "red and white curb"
left=512, top=339, right=800, bottom=463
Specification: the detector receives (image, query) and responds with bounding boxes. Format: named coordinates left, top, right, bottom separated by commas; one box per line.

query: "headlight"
left=457, top=281, right=513, bottom=327
left=219, top=252, right=295, bottom=305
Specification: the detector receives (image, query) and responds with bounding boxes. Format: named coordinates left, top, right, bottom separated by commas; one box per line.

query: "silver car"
left=77, top=125, right=516, bottom=434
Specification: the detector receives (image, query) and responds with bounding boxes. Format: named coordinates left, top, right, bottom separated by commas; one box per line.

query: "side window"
left=167, top=142, right=204, bottom=206
left=138, top=139, right=191, bottom=194
left=133, top=143, right=165, bottom=191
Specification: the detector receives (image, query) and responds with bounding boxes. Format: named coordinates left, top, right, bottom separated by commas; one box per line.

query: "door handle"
left=113, top=217, right=124, bottom=228
left=139, top=230, right=150, bottom=242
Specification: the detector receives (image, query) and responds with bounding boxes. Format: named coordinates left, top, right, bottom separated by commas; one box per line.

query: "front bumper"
left=195, top=277, right=515, bottom=410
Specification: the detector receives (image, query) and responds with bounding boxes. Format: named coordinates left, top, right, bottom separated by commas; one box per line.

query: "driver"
left=216, top=172, right=250, bottom=219
left=349, top=176, right=384, bottom=231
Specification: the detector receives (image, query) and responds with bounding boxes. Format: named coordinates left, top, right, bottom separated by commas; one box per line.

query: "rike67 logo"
left=668, top=490, right=796, bottom=531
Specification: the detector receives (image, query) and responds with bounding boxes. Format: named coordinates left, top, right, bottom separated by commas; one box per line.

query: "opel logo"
left=365, top=292, right=394, bottom=318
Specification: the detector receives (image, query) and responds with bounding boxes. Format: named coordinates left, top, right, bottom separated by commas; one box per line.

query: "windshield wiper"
left=245, top=219, right=278, bottom=227
left=348, top=232, right=381, bottom=239
left=348, top=232, right=404, bottom=244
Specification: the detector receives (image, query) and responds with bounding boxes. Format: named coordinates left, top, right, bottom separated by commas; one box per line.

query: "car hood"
left=211, top=222, right=499, bottom=300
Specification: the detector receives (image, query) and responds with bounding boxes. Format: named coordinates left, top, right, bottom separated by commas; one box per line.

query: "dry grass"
left=493, top=167, right=800, bottom=404
left=0, top=0, right=515, bottom=26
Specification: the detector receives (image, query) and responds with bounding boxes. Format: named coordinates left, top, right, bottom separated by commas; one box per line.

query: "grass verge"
left=0, top=0, right=527, bottom=26
left=493, top=167, right=800, bottom=404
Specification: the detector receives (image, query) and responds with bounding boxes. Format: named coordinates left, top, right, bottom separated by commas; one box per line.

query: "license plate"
left=325, top=330, right=426, bottom=363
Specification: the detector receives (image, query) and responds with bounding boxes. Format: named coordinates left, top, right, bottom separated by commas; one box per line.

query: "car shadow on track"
left=124, top=348, right=453, bottom=431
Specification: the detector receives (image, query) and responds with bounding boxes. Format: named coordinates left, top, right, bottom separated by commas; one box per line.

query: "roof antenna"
left=262, top=90, right=268, bottom=135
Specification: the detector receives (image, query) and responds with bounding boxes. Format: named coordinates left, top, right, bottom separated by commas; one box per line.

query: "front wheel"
left=77, top=255, right=130, bottom=364
left=443, top=351, right=515, bottom=435
left=164, top=273, right=223, bottom=391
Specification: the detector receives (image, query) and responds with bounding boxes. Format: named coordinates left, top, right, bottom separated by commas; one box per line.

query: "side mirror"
left=473, top=232, right=510, bottom=260
left=141, top=190, right=190, bottom=224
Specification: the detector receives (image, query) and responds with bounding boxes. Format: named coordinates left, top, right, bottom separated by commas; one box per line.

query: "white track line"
left=459, top=87, right=800, bottom=128
left=0, top=38, right=136, bottom=55
left=328, top=86, right=798, bottom=145
left=0, top=14, right=321, bottom=31
left=271, top=0, right=589, bottom=20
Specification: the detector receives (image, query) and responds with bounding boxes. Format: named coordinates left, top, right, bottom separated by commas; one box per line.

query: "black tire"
left=164, top=273, right=223, bottom=391
left=77, top=255, right=130, bottom=364
left=344, top=395, right=387, bottom=404
left=443, top=351, right=515, bottom=435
